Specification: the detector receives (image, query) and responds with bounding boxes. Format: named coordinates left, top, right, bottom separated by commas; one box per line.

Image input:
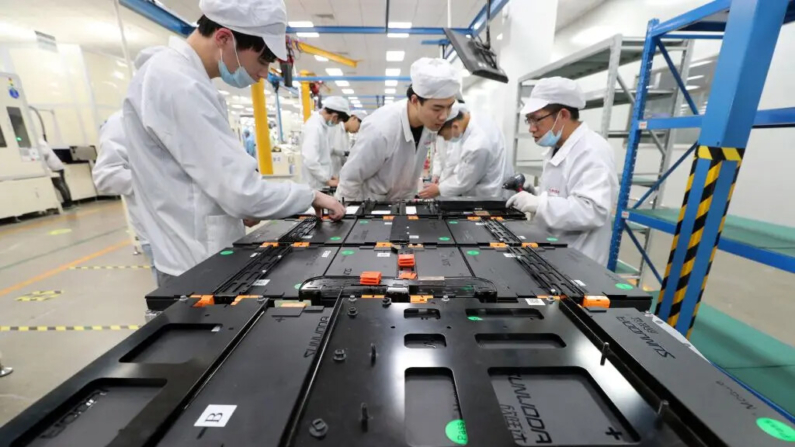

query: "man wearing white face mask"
left=301, top=96, right=350, bottom=189
left=506, top=77, right=617, bottom=265
left=123, top=0, right=345, bottom=286
left=419, top=102, right=513, bottom=198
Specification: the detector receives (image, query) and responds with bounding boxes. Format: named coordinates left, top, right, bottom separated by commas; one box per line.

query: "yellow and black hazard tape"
left=69, top=265, right=151, bottom=270
left=658, top=145, right=745, bottom=331
left=0, top=325, right=140, bottom=332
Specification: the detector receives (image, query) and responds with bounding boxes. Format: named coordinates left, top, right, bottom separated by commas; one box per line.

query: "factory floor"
left=0, top=200, right=793, bottom=427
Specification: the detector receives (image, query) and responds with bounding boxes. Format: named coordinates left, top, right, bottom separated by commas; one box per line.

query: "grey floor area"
left=0, top=201, right=793, bottom=428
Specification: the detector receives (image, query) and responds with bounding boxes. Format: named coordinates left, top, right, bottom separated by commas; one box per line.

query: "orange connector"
left=410, top=295, right=433, bottom=303
left=375, top=242, right=392, bottom=248
left=383, top=215, right=394, bottom=221
left=490, top=242, right=507, bottom=248
left=399, top=271, right=418, bottom=280
left=467, top=216, right=481, bottom=221
left=583, top=295, right=610, bottom=309
left=192, top=295, right=215, bottom=308
left=360, top=271, right=382, bottom=285
left=491, top=216, right=504, bottom=221
left=522, top=242, right=539, bottom=248
left=408, top=216, right=419, bottom=220
left=260, top=242, right=278, bottom=248
left=398, top=254, right=415, bottom=267
left=292, top=242, right=310, bottom=247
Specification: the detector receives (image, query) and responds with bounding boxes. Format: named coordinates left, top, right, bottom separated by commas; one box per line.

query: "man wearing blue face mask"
left=506, top=77, right=617, bottom=265
left=123, top=0, right=345, bottom=286
left=301, top=96, right=351, bottom=190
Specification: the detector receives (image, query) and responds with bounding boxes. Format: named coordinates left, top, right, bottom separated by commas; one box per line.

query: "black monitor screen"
left=7, top=107, right=31, bottom=148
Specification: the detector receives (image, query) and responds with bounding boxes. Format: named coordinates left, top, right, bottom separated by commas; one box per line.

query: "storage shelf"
left=626, top=208, right=795, bottom=273
left=584, top=89, right=674, bottom=111
left=616, top=260, right=640, bottom=277
left=650, top=0, right=795, bottom=35
left=643, top=107, right=795, bottom=130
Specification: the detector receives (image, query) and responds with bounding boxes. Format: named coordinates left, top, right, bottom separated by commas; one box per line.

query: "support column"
left=655, top=0, right=789, bottom=337
left=300, top=71, right=312, bottom=122
left=251, top=79, right=273, bottom=175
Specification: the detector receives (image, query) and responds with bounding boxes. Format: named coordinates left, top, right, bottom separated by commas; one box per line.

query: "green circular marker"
left=466, top=250, right=480, bottom=256
left=445, top=419, right=468, bottom=445
left=615, top=283, right=633, bottom=290
left=449, top=221, right=458, bottom=224
left=439, top=237, right=450, bottom=241
left=757, top=418, right=795, bottom=441
left=294, top=283, right=301, bottom=290
left=359, top=220, right=369, bottom=224
left=341, top=250, right=355, bottom=256
left=330, top=236, right=341, bottom=241
left=220, top=250, right=234, bottom=256
left=467, top=316, right=483, bottom=321
left=546, top=237, right=558, bottom=242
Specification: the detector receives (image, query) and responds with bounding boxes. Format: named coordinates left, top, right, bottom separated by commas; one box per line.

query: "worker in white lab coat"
left=506, top=77, right=618, bottom=265
left=329, top=109, right=367, bottom=179
left=300, top=96, right=350, bottom=189
left=94, top=110, right=158, bottom=284
left=39, top=139, right=73, bottom=209
left=336, top=58, right=460, bottom=201
left=123, top=0, right=344, bottom=286
left=419, top=102, right=513, bottom=198
left=430, top=137, right=459, bottom=184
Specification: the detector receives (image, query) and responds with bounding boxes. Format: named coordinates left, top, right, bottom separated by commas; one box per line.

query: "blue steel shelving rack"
left=608, top=0, right=795, bottom=337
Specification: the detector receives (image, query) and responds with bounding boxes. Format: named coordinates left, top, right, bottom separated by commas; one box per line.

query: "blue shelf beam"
left=632, top=143, right=697, bottom=210
left=626, top=212, right=795, bottom=275
left=644, top=107, right=795, bottom=130
left=650, top=0, right=732, bottom=36
left=120, top=0, right=195, bottom=36
left=656, top=40, right=700, bottom=115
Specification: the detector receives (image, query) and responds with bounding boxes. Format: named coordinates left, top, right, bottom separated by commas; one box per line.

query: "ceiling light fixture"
left=386, top=51, right=405, bottom=62
left=384, top=88, right=396, bottom=94
left=342, top=88, right=355, bottom=94
left=296, top=32, right=319, bottom=38
left=335, top=80, right=350, bottom=87
left=231, top=104, right=245, bottom=109
left=385, top=68, right=401, bottom=76
left=385, top=80, right=398, bottom=87
left=388, top=33, right=409, bottom=38
left=326, top=68, right=344, bottom=76
left=388, top=22, right=412, bottom=29
left=314, top=55, right=329, bottom=62
left=288, top=21, right=315, bottom=28
left=218, top=90, right=230, bottom=96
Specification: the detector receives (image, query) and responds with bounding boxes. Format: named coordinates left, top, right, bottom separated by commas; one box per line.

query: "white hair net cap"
left=445, top=102, right=467, bottom=122
left=521, top=77, right=586, bottom=115
left=351, top=110, right=368, bottom=119
left=323, top=96, right=351, bottom=114
left=199, top=0, right=288, bottom=60
left=410, top=58, right=461, bottom=99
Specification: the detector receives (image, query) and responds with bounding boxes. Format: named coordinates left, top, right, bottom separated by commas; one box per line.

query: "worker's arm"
left=93, top=111, right=133, bottom=196
left=301, top=121, right=332, bottom=184
left=138, top=69, right=315, bottom=220
left=336, top=120, right=389, bottom=201
left=431, top=137, right=444, bottom=180
left=534, top=153, right=613, bottom=232
left=438, top=145, right=489, bottom=197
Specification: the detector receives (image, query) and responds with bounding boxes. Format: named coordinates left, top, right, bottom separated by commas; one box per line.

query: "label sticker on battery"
left=410, top=235, right=419, bottom=239
left=573, top=279, right=586, bottom=287
left=504, top=253, right=516, bottom=258
left=519, top=235, right=526, bottom=239
left=476, top=222, right=485, bottom=226
left=385, top=222, right=392, bottom=225
left=322, top=250, right=331, bottom=258
left=406, top=206, right=417, bottom=215
left=253, top=279, right=270, bottom=286
left=525, top=298, right=545, bottom=306
left=302, top=235, right=313, bottom=239
left=195, top=405, right=237, bottom=427
left=377, top=252, right=391, bottom=257
left=372, top=210, right=390, bottom=215
left=250, top=253, right=260, bottom=257
left=345, top=206, right=360, bottom=214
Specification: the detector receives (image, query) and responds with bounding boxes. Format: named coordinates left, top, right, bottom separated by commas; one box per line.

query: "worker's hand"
left=312, top=191, right=346, bottom=221
left=431, top=175, right=440, bottom=184
left=418, top=183, right=440, bottom=199
left=506, top=191, right=540, bottom=214
left=243, top=219, right=260, bottom=227
left=327, top=178, right=339, bottom=187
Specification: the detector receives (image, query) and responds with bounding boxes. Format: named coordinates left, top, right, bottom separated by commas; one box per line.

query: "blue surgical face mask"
left=536, top=112, right=563, bottom=148
left=447, top=126, right=462, bottom=143
left=325, top=119, right=337, bottom=128
left=219, top=36, right=256, bottom=88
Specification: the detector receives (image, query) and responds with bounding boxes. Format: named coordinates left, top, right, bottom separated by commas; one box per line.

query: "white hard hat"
left=521, top=77, right=586, bottom=115
left=323, top=96, right=351, bottom=114
left=199, top=0, right=288, bottom=61
left=410, top=58, right=461, bottom=99
left=351, top=110, right=368, bottom=120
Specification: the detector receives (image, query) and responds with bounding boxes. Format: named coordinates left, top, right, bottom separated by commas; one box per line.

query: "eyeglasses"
left=524, top=111, right=556, bottom=127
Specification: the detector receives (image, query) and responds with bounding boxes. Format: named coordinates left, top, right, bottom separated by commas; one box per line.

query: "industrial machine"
left=2, top=199, right=793, bottom=446
left=0, top=73, right=60, bottom=219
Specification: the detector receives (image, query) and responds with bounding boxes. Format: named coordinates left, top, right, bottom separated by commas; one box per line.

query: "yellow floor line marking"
left=0, top=240, right=130, bottom=298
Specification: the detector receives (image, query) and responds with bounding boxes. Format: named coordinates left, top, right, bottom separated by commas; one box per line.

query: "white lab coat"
left=337, top=99, right=435, bottom=201
left=300, top=112, right=334, bottom=189
left=123, top=37, right=315, bottom=276
left=39, top=139, right=64, bottom=172
left=432, top=137, right=460, bottom=182
left=93, top=110, right=149, bottom=245
left=535, top=122, right=618, bottom=266
left=329, top=124, right=349, bottom=179
left=438, top=112, right=513, bottom=198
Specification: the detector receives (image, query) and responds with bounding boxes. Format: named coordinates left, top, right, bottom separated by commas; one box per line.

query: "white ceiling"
left=0, top=0, right=608, bottom=107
